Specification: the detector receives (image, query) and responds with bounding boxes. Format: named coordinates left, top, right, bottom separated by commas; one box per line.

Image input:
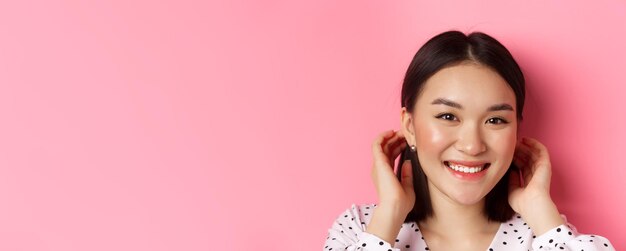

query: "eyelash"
left=435, top=113, right=509, bottom=124
left=436, top=113, right=458, bottom=121
left=486, top=117, right=509, bottom=124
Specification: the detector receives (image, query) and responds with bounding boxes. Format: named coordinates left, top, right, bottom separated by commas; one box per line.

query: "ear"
left=401, top=107, right=416, bottom=146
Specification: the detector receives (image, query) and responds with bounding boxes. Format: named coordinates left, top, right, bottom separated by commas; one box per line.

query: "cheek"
left=487, top=128, right=517, bottom=160
left=414, top=120, right=453, bottom=155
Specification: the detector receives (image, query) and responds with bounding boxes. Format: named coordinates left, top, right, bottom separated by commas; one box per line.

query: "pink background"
left=0, top=1, right=624, bottom=250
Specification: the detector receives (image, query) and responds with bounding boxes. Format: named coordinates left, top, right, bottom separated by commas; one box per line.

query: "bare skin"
left=366, top=63, right=563, bottom=250
left=367, top=131, right=563, bottom=250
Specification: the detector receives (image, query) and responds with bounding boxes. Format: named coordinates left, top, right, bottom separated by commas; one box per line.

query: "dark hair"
left=396, top=30, right=525, bottom=223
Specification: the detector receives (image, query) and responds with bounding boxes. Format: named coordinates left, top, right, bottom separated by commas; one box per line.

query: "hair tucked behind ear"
left=396, top=30, right=525, bottom=223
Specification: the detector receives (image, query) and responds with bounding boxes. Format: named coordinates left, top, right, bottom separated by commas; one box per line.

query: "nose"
left=454, top=124, right=487, bottom=156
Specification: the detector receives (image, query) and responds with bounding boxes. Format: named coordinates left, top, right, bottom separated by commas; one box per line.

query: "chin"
left=448, top=189, right=488, bottom=205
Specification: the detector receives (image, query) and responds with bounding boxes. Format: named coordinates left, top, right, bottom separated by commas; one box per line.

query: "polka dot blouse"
left=324, top=204, right=614, bottom=251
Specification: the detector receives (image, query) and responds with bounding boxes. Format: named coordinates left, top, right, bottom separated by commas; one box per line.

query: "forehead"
left=417, top=63, right=516, bottom=107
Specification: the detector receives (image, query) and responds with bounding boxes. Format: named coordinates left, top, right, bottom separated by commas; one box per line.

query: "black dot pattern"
left=323, top=204, right=615, bottom=250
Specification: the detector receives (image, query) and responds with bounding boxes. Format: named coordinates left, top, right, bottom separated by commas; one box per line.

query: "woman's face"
left=402, top=62, right=518, bottom=206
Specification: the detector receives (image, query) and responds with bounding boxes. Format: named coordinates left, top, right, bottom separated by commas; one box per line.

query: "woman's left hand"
left=508, top=137, right=564, bottom=235
left=508, top=137, right=553, bottom=212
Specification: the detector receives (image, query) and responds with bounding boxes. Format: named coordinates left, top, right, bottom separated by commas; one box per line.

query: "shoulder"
left=500, top=213, right=616, bottom=250
left=333, top=203, right=377, bottom=226
left=497, top=213, right=579, bottom=236
left=499, top=213, right=534, bottom=240
left=500, top=213, right=578, bottom=233
left=325, top=203, right=378, bottom=244
left=326, top=203, right=420, bottom=250
left=503, top=213, right=531, bottom=229
left=331, top=203, right=418, bottom=234
left=491, top=213, right=568, bottom=249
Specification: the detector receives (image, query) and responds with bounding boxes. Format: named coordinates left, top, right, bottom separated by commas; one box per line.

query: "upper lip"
left=445, top=160, right=490, bottom=167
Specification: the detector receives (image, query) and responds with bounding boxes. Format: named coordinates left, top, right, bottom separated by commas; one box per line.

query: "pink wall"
left=0, top=1, right=624, bottom=250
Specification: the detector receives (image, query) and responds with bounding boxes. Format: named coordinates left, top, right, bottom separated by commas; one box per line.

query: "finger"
left=516, top=143, right=540, bottom=165
left=523, top=137, right=551, bottom=161
left=524, top=138, right=553, bottom=185
left=520, top=161, right=534, bottom=185
left=513, top=152, right=533, bottom=174
left=522, top=138, right=545, bottom=156
left=374, top=130, right=396, bottom=149
left=514, top=150, right=533, bottom=180
left=387, top=133, right=407, bottom=155
left=514, top=148, right=530, bottom=164
left=374, top=130, right=394, bottom=144
left=384, top=135, right=408, bottom=166
left=390, top=140, right=408, bottom=159
left=372, top=130, right=391, bottom=152
left=388, top=131, right=406, bottom=148
left=382, top=131, right=403, bottom=156
left=520, top=137, right=539, bottom=153
left=520, top=138, right=552, bottom=176
left=400, top=160, right=414, bottom=191
left=372, top=130, right=396, bottom=160
left=523, top=138, right=552, bottom=162
left=515, top=141, right=535, bottom=160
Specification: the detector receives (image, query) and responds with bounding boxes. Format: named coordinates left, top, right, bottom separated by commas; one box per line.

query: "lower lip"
left=444, top=162, right=489, bottom=181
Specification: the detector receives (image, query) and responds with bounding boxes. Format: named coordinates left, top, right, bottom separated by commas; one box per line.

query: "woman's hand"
left=509, top=137, right=564, bottom=235
left=370, top=130, right=415, bottom=216
left=366, top=130, right=415, bottom=244
left=508, top=137, right=553, bottom=212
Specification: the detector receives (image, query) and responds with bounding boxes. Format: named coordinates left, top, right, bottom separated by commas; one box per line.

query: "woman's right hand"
left=366, top=130, right=416, bottom=244
left=370, top=130, right=416, bottom=220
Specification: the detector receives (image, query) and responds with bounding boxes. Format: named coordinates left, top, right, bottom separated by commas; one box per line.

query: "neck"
left=419, top=181, right=496, bottom=235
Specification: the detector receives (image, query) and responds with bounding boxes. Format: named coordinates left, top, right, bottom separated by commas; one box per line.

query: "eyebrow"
left=431, top=98, right=514, bottom=112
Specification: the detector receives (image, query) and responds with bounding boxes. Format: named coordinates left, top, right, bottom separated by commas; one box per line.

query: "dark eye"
left=486, top=117, right=508, bottom=124
left=436, top=113, right=457, bottom=121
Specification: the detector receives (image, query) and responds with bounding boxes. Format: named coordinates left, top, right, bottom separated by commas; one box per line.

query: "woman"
left=324, top=31, right=614, bottom=250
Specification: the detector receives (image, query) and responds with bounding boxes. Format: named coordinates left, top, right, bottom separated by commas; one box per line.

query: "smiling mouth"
left=444, top=161, right=491, bottom=174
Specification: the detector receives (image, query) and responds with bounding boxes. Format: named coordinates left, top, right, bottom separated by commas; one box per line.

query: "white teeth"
left=447, top=162, right=485, bottom=174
